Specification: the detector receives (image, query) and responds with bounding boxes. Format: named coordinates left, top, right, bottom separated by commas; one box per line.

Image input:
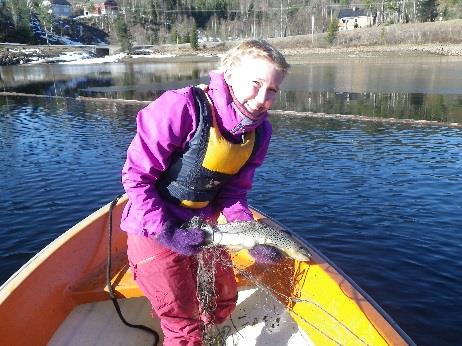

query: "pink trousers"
left=127, top=233, right=238, bottom=346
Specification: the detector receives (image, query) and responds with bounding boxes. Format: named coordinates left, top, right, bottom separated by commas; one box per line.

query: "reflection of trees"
left=409, top=93, right=424, bottom=107
left=191, top=68, right=200, bottom=80
left=2, top=61, right=460, bottom=124
left=121, top=63, right=136, bottom=100
left=0, top=62, right=217, bottom=102
left=425, top=95, right=448, bottom=122
left=276, top=91, right=461, bottom=123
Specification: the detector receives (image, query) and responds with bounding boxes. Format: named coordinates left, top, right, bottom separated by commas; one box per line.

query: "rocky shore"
left=287, top=43, right=462, bottom=56
left=0, top=45, right=96, bottom=65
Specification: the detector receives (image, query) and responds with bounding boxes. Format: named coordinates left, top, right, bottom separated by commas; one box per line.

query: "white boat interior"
left=49, top=286, right=312, bottom=346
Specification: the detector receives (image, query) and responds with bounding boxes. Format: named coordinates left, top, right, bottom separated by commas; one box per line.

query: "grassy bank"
left=272, top=19, right=462, bottom=48
left=144, top=19, right=462, bottom=58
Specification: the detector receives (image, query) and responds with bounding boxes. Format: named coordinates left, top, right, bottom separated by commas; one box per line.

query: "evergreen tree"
left=183, top=32, right=190, bottom=44
left=326, top=18, right=338, bottom=44
left=149, top=27, right=159, bottom=44
left=170, top=27, right=178, bottom=43
left=114, top=15, right=133, bottom=53
left=147, top=0, right=158, bottom=26
left=417, top=0, right=439, bottom=21
left=190, top=21, right=198, bottom=50
left=5, top=0, right=34, bottom=43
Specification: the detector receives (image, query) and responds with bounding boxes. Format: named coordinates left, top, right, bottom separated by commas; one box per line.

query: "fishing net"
left=195, top=245, right=380, bottom=345
left=195, top=243, right=311, bottom=346
left=196, top=246, right=218, bottom=327
left=196, top=245, right=224, bottom=346
left=192, top=215, right=388, bottom=346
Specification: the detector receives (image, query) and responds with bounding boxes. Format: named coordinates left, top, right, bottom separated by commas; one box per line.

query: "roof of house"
left=93, top=0, right=118, bottom=5
left=338, top=8, right=367, bottom=18
left=50, top=0, right=72, bottom=5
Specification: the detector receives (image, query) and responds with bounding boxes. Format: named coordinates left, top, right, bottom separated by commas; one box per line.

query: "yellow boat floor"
left=49, top=287, right=312, bottom=345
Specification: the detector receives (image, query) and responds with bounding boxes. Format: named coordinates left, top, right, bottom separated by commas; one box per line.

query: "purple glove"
left=156, top=227, right=206, bottom=256
left=249, top=245, right=283, bottom=264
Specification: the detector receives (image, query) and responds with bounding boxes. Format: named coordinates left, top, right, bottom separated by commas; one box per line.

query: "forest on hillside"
left=1, top=0, right=462, bottom=47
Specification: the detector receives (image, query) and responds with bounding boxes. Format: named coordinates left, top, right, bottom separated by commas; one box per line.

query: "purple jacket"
left=120, top=71, right=272, bottom=237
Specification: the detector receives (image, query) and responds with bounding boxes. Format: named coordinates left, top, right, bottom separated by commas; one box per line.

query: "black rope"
left=107, top=194, right=160, bottom=346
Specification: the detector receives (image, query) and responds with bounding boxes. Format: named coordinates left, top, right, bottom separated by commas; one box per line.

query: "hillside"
left=1, top=20, right=461, bottom=65
left=129, top=19, right=462, bottom=58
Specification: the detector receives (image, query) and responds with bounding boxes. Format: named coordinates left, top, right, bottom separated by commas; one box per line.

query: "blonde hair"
left=221, top=39, right=290, bottom=76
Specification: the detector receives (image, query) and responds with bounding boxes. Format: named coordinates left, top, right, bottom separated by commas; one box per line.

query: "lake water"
left=1, top=55, right=461, bottom=345
left=1, top=54, right=462, bottom=123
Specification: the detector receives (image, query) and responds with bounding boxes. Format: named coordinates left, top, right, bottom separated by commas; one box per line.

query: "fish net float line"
left=196, top=245, right=373, bottom=346
left=0, top=92, right=152, bottom=105
left=270, top=109, right=462, bottom=128
left=1, top=91, right=460, bottom=128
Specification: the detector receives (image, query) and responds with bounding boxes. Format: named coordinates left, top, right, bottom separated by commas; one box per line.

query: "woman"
left=121, top=39, right=290, bottom=345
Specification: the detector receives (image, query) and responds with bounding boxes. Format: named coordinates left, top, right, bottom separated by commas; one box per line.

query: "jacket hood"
left=208, top=71, right=268, bottom=137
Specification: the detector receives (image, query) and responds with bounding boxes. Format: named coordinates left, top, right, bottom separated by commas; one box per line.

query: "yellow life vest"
left=156, top=86, right=258, bottom=209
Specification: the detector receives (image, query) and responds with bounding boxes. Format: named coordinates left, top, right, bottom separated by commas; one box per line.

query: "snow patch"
left=60, top=53, right=127, bottom=64
left=130, top=53, right=177, bottom=59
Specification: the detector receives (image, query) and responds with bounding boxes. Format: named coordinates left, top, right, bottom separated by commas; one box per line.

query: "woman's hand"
left=156, top=226, right=206, bottom=256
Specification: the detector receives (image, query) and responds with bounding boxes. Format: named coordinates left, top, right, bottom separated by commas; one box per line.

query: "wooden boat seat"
left=66, top=212, right=260, bottom=305
left=67, top=252, right=143, bottom=304
left=67, top=250, right=252, bottom=305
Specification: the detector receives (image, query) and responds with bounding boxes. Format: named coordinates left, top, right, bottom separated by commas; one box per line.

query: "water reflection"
left=0, top=61, right=215, bottom=98
left=277, top=91, right=461, bottom=123
left=0, top=55, right=461, bottom=123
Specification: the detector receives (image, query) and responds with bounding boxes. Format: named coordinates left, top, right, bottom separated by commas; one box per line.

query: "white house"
left=338, top=8, right=373, bottom=31
left=44, top=0, right=73, bottom=17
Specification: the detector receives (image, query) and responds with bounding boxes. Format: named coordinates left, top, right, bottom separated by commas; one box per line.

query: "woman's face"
left=224, top=56, right=286, bottom=118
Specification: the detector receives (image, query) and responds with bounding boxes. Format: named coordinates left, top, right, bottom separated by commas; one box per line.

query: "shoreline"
left=117, top=42, right=462, bottom=65
left=281, top=43, right=462, bottom=57
left=0, top=42, right=462, bottom=66
left=82, top=43, right=460, bottom=61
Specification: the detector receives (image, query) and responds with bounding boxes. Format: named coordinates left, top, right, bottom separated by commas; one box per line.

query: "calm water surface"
left=1, top=54, right=462, bottom=122
left=1, top=57, right=462, bottom=345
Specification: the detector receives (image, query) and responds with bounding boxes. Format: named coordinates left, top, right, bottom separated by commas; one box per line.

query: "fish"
left=185, top=217, right=311, bottom=262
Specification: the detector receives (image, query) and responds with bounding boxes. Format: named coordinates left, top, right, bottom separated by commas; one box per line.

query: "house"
left=337, top=8, right=372, bottom=31
left=84, top=0, right=118, bottom=16
left=49, top=0, right=73, bottom=17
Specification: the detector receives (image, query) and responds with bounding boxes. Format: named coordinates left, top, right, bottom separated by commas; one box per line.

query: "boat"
left=0, top=194, right=415, bottom=345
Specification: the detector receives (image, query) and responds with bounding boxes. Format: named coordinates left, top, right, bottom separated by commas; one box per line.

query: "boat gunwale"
left=251, top=206, right=416, bottom=346
left=0, top=198, right=116, bottom=297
